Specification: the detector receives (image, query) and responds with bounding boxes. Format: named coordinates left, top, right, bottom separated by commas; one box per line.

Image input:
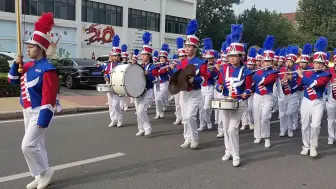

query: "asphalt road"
left=0, top=107, right=336, bottom=189
left=59, top=86, right=104, bottom=96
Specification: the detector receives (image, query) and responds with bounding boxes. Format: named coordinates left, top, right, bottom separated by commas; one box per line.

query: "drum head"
left=123, top=64, right=146, bottom=97
left=178, top=64, right=196, bottom=91
left=168, top=70, right=182, bottom=95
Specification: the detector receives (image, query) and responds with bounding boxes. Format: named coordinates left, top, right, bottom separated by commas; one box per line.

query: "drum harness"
left=225, top=66, right=245, bottom=101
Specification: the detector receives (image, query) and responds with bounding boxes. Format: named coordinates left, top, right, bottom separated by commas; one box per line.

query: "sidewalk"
left=0, top=95, right=133, bottom=120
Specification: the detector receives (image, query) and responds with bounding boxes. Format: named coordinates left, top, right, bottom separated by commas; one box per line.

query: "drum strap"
left=225, top=66, right=244, bottom=97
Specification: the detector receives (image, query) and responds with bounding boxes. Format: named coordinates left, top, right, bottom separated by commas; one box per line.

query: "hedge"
left=0, top=56, right=10, bottom=73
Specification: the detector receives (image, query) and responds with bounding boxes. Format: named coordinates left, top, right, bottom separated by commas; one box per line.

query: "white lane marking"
left=0, top=152, right=125, bottom=183
left=0, top=111, right=109, bottom=124
left=270, top=120, right=280, bottom=124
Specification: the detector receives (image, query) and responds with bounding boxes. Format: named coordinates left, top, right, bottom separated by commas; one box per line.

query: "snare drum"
left=212, top=97, right=239, bottom=110
left=110, top=64, right=146, bottom=97
left=97, top=84, right=113, bottom=92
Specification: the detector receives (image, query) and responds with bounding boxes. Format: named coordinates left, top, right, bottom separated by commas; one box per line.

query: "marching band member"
left=179, top=19, right=208, bottom=149
left=135, top=32, right=159, bottom=136
left=198, top=38, right=219, bottom=131
left=326, top=49, right=336, bottom=145
left=120, top=44, right=129, bottom=111
left=241, top=47, right=257, bottom=131
left=297, top=37, right=331, bottom=157
left=293, top=43, right=313, bottom=130
left=154, top=44, right=170, bottom=119
left=105, top=35, right=123, bottom=127
left=277, top=46, right=300, bottom=137
left=277, top=48, right=287, bottom=68
left=252, top=35, right=278, bottom=148
left=256, top=48, right=264, bottom=68
left=271, top=48, right=281, bottom=113
left=216, top=24, right=253, bottom=167
left=171, top=37, right=187, bottom=125
left=131, top=49, right=140, bottom=114
left=8, top=13, right=57, bottom=189
left=151, top=51, right=159, bottom=108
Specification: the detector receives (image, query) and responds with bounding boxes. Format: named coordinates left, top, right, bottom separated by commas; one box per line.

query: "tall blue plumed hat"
left=247, top=47, right=257, bottom=65
left=334, top=48, right=336, bottom=62
left=153, top=51, right=159, bottom=63
left=286, top=45, right=299, bottom=62
left=176, top=37, right=186, bottom=57
left=279, top=47, right=287, bottom=62
left=121, top=44, right=128, bottom=58
left=132, top=49, right=139, bottom=61
left=313, top=37, right=328, bottom=64
left=220, top=34, right=232, bottom=61
left=172, top=54, right=178, bottom=64
left=227, top=24, right=244, bottom=55
left=110, top=34, right=121, bottom=56
left=185, top=19, right=199, bottom=47
left=300, top=43, right=313, bottom=63
left=159, top=43, right=170, bottom=58
left=256, top=48, right=265, bottom=61
left=203, top=37, right=214, bottom=59
left=326, top=52, right=331, bottom=65
left=141, top=32, right=153, bottom=55
left=274, top=48, right=281, bottom=62
left=262, top=35, right=275, bottom=61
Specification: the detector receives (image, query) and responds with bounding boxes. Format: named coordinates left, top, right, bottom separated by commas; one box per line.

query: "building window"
left=82, top=0, right=123, bottom=26
left=128, top=8, right=160, bottom=32
left=0, top=0, right=15, bottom=13
left=22, top=0, right=75, bottom=21
left=165, top=15, right=189, bottom=34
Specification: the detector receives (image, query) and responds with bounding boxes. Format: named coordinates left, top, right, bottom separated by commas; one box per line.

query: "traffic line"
left=0, top=152, right=126, bottom=183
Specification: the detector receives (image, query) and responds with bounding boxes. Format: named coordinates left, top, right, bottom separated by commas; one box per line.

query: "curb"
left=0, top=106, right=110, bottom=120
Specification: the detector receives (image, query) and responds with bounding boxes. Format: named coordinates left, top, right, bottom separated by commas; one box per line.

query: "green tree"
left=196, top=0, right=239, bottom=50
left=238, top=7, right=298, bottom=49
left=296, top=0, right=336, bottom=49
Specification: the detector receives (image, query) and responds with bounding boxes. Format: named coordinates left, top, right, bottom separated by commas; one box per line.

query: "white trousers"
left=326, top=100, right=336, bottom=141
left=179, top=91, right=186, bottom=124
left=120, top=97, right=128, bottom=108
left=22, top=108, right=50, bottom=177
left=154, top=82, right=168, bottom=116
left=293, top=91, right=304, bottom=129
left=182, top=90, right=202, bottom=142
left=135, top=89, right=153, bottom=132
left=253, top=93, right=274, bottom=139
left=214, top=90, right=220, bottom=124
left=241, top=94, right=254, bottom=126
left=220, top=101, right=247, bottom=157
left=199, top=85, right=214, bottom=127
left=174, top=92, right=182, bottom=120
left=301, top=98, right=324, bottom=150
left=278, top=93, right=299, bottom=133
left=107, top=92, right=122, bottom=122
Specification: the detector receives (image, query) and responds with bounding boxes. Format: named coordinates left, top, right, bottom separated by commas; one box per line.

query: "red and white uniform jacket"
left=8, top=58, right=59, bottom=128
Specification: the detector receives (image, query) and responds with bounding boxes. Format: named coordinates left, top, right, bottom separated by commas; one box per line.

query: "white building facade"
left=0, top=0, right=196, bottom=59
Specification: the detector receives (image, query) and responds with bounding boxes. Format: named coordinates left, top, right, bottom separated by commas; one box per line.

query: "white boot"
left=26, top=176, right=40, bottom=189
left=37, top=168, right=54, bottom=189
left=300, top=147, right=309, bottom=156
left=254, top=138, right=261, bottom=144
left=249, top=123, right=254, bottom=130
left=287, top=129, right=294, bottom=138
left=117, top=120, right=123, bottom=127
left=310, top=147, right=318, bottom=157
left=328, top=139, right=334, bottom=145
left=173, top=118, right=182, bottom=125
left=108, top=121, right=117, bottom=127
left=232, top=156, right=240, bottom=167
left=136, top=131, right=145, bottom=136
left=221, top=153, right=231, bottom=161
left=190, top=141, right=198, bottom=149
left=180, top=140, right=191, bottom=148
left=216, top=132, right=224, bottom=138
left=240, top=125, right=246, bottom=131
left=264, top=139, right=271, bottom=148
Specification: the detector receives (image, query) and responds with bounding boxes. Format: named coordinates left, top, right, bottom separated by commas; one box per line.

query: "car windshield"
left=75, top=59, right=97, bottom=66
left=97, top=56, right=109, bottom=62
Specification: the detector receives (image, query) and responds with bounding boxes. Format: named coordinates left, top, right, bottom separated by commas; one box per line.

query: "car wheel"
left=65, top=75, right=75, bottom=89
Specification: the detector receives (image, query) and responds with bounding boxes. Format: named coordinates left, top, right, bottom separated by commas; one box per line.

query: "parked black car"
left=56, top=58, right=105, bottom=89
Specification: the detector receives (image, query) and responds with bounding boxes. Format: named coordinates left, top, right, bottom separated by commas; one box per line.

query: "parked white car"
left=0, top=51, right=26, bottom=68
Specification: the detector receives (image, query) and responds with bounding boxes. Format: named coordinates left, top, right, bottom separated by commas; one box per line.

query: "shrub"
left=0, top=56, right=10, bottom=73
left=0, top=73, right=20, bottom=97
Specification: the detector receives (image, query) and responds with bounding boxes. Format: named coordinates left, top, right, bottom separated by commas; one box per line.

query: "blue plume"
left=133, top=49, right=139, bottom=56
left=203, top=38, right=213, bottom=51
left=275, top=48, right=281, bottom=56
left=176, top=37, right=184, bottom=49
left=314, top=37, right=328, bottom=52
left=153, top=51, right=159, bottom=58
left=186, top=19, right=198, bottom=35
left=121, top=44, right=127, bottom=52
left=302, top=43, right=313, bottom=55
left=225, top=34, right=232, bottom=45
left=202, top=48, right=206, bottom=53
left=214, top=50, right=219, bottom=58
left=288, top=46, right=299, bottom=55
left=161, top=43, right=170, bottom=52
left=327, top=52, right=331, bottom=60
left=263, top=35, right=274, bottom=50
left=112, top=35, right=120, bottom=47
left=173, top=54, right=178, bottom=59
left=231, top=24, right=243, bottom=43
left=248, top=47, right=257, bottom=58
left=258, top=48, right=264, bottom=55
left=334, top=48, right=336, bottom=55
left=280, top=48, right=287, bottom=56
left=142, top=32, right=152, bottom=45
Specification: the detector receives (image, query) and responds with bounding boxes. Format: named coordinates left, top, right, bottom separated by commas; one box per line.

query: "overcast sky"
left=233, top=0, right=299, bottom=15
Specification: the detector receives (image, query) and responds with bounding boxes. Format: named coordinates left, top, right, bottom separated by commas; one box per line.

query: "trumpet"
left=278, top=69, right=321, bottom=75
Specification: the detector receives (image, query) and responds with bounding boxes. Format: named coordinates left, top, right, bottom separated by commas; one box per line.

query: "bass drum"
left=110, top=64, right=146, bottom=97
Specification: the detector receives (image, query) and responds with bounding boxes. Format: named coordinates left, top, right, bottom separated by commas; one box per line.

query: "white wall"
left=166, top=0, right=196, bottom=19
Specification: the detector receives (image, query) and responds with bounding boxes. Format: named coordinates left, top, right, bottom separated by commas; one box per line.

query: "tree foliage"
left=196, top=0, right=239, bottom=50
left=238, top=7, right=298, bottom=49
left=296, top=0, right=336, bottom=49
